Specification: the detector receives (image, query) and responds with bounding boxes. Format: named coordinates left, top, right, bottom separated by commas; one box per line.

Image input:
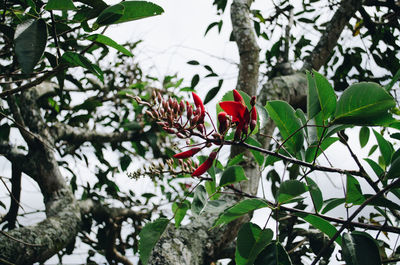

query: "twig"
left=311, top=177, right=400, bottom=265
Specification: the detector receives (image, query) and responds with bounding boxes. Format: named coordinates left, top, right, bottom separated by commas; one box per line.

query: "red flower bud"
left=233, top=89, right=245, bottom=106
left=218, top=112, right=228, bottom=134
left=250, top=107, right=257, bottom=131
left=187, top=105, right=193, bottom=120
left=192, top=152, right=217, bottom=176
left=192, top=92, right=205, bottom=113
left=173, top=147, right=202, bottom=159
left=250, top=96, right=256, bottom=106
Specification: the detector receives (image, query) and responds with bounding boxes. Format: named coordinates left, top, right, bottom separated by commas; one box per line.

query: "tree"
left=0, top=0, right=400, bottom=264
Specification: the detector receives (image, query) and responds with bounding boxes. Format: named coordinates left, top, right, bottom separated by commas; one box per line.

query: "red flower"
left=219, top=101, right=246, bottom=123
left=218, top=90, right=257, bottom=140
left=218, top=112, right=229, bottom=134
left=173, top=147, right=202, bottom=159
left=192, top=152, right=217, bottom=176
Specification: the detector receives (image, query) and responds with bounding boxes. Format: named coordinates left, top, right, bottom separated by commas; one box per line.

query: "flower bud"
left=250, top=96, right=256, bottom=106
left=163, top=127, right=175, bottom=134
left=192, top=151, right=217, bottom=176
left=250, top=106, right=257, bottom=131
left=173, top=147, right=202, bottom=159
left=218, top=112, right=228, bottom=134
left=197, top=124, right=205, bottom=134
left=145, top=110, right=155, bottom=119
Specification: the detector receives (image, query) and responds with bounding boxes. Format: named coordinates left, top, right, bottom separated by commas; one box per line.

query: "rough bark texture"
left=0, top=88, right=81, bottom=264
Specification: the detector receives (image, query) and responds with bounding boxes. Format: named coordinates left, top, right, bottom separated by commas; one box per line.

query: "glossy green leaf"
left=213, top=199, right=269, bottom=228
left=387, top=157, right=400, bottom=179
left=204, top=84, right=221, bottom=105
left=191, top=185, right=207, bottom=215
left=384, top=67, right=400, bottom=91
left=139, top=218, right=169, bottom=265
left=219, top=165, right=247, bottom=187
left=364, top=158, right=384, bottom=179
left=346, top=175, right=365, bottom=205
left=245, top=137, right=264, bottom=166
left=373, top=129, right=393, bottom=167
left=306, top=70, right=336, bottom=120
left=265, top=100, right=304, bottom=153
left=45, top=0, right=76, bottom=10
left=96, top=4, right=125, bottom=25
left=321, top=198, right=345, bottom=214
left=342, top=232, right=381, bottom=265
left=96, top=1, right=164, bottom=26
left=61, top=52, right=103, bottom=81
left=172, top=200, right=190, bottom=228
left=235, top=223, right=273, bottom=265
left=205, top=180, right=219, bottom=200
left=306, top=177, right=323, bottom=212
left=277, top=180, right=308, bottom=204
left=333, top=82, right=395, bottom=125
left=227, top=153, right=244, bottom=167
left=305, top=137, right=338, bottom=163
left=368, top=144, right=378, bottom=156
left=86, top=34, right=133, bottom=56
left=14, top=19, right=47, bottom=74
left=359, top=127, right=370, bottom=148
left=296, top=213, right=342, bottom=246
left=254, top=241, right=292, bottom=265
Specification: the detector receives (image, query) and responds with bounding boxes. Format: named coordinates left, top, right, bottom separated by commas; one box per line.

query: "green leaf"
left=191, top=74, right=200, bottom=89
left=61, top=52, right=103, bottom=82
left=203, top=85, right=221, bottom=105
left=384, top=67, right=400, bottom=91
left=342, top=232, right=381, bottom=265
left=305, top=137, right=338, bottom=163
left=14, top=19, right=47, bottom=74
left=227, top=153, right=244, bottom=167
left=213, top=199, right=269, bottom=228
left=96, top=4, right=125, bottom=25
left=191, top=185, right=207, bottom=215
left=45, top=0, right=76, bottom=10
left=205, top=180, right=219, bottom=200
left=120, top=155, right=131, bottom=171
left=307, top=70, right=336, bottom=120
left=139, top=218, right=169, bottom=265
left=364, top=194, right=400, bottom=211
left=115, top=1, right=164, bottom=24
left=245, top=137, right=264, bottom=166
left=387, top=157, right=400, bottom=179
left=368, top=145, right=378, bottom=156
left=219, top=165, right=247, bottom=187
left=321, top=198, right=345, bottom=214
left=0, top=124, right=11, bottom=141
left=346, top=175, right=365, bottom=205
left=359, top=127, right=370, bottom=148
left=333, top=82, right=396, bottom=125
left=86, top=34, right=133, bottom=56
left=95, top=1, right=164, bottom=26
left=172, top=200, right=190, bottom=228
left=265, top=100, right=304, bottom=153
left=254, top=241, right=293, bottom=265
left=364, top=158, right=384, bottom=179
left=277, top=180, right=308, bottom=204
left=296, top=213, right=342, bottom=246
left=306, top=177, right=323, bottom=212
left=187, top=60, right=200, bottom=65
left=373, top=129, right=393, bottom=167
left=235, top=223, right=273, bottom=265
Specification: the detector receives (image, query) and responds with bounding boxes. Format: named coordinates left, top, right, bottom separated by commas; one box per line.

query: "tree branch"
left=303, top=0, right=363, bottom=71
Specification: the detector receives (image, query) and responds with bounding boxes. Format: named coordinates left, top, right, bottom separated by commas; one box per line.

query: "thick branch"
left=303, top=0, right=363, bottom=71
left=51, top=123, right=143, bottom=145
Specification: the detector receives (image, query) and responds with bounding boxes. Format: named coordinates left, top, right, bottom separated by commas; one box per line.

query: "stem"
left=311, top=177, right=400, bottom=265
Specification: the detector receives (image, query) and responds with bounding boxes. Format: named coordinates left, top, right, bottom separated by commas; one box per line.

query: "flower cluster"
left=144, top=89, right=257, bottom=177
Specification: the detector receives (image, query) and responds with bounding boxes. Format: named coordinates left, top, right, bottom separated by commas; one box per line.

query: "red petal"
left=218, top=112, right=227, bottom=123
left=192, top=92, right=205, bottom=112
left=233, top=89, right=245, bottom=106
left=219, top=101, right=246, bottom=122
left=173, top=147, right=201, bottom=159
left=192, top=152, right=217, bottom=176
